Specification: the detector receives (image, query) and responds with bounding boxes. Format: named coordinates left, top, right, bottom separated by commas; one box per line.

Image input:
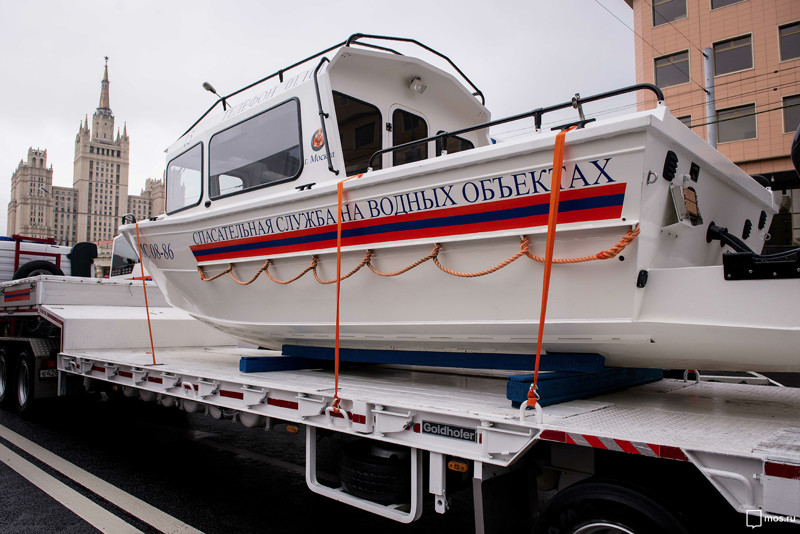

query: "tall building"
left=7, top=148, right=55, bottom=240
left=6, top=59, right=165, bottom=276
left=128, top=178, right=165, bottom=223
left=627, top=0, right=800, bottom=245
left=72, top=57, right=131, bottom=244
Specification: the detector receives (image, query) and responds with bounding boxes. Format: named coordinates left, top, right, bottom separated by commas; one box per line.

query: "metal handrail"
left=345, top=33, right=485, bottom=105
left=180, top=33, right=485, bottom=138
left=312, top=57, right=339, bottom=176
left=366, top=83, right=665, bottom=169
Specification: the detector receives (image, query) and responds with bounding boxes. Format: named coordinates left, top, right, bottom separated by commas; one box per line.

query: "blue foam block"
left=281, top=345, right=605, bottom=373
left=507, top=367, right=664, bottom=407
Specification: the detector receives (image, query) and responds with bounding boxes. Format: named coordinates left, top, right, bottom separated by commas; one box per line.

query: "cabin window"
left=435, top=132, right=474, bottom=156
left=332, top=92, right=382, bottom=176
left=209, top=99, right=302, bottom=198
left=392, top=109, right=428, bottom=166
left=165, top=143, right=203, bottom=214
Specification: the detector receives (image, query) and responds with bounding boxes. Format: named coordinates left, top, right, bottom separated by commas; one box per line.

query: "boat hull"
left=122, top=108, right=796, bottom=371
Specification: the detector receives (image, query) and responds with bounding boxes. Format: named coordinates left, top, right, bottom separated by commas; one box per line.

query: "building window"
left=655, top=51, right=690, bottom=88
left=713, top=35, right=753, bottom=75
left=779, top=22, right=800, bottom=61
left=652, top=0, right=686, bottom=26
left=711, top=0, right=745, bottom=9
left=717, top=104, right=756, bottom=143
left=784, top=95, right=800, bottom=133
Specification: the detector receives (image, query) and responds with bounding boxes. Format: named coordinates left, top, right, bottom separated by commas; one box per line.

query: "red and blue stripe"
left=190, top=183, right=626, bottom=263
left=4, top=288, right=31, bottom=302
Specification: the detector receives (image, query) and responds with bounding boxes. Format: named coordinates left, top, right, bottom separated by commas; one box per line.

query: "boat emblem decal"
left=311, top=128, right=325, bottom=151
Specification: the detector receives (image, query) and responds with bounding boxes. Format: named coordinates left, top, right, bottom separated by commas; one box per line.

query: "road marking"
left=0, top=424, right=203, bottom=534
left=0, top=441, right=142, bottom=533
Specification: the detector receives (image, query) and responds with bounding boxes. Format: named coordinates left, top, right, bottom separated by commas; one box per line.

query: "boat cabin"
left=164, top=37, right=492, bottom=217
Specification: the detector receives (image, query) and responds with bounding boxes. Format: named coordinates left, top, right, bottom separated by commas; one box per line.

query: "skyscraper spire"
left=97, top=56, right=112, bottom=117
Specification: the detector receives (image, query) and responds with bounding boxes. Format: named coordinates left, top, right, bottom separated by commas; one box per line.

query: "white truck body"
left=0, top=237, right=73, bottom=280
left=0, top=275, right=797, bottom=531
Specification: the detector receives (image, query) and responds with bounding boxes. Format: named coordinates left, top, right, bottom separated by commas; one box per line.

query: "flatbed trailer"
left=1, top=276, right=798, bottom=533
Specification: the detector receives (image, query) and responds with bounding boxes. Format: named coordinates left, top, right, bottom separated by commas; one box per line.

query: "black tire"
left=339, top=440, right=411, bottom=505
left=0, top=347, right=13, bottom=409
left=532, top=480, right=690, bottom=534
left=15, top=350, right=36, bottom=415
left=13, top=260, right=64, bottom=279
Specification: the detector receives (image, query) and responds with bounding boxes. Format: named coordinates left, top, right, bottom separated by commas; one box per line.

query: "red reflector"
left=147, top=376, right=163, bottom=384
left=267, top=398, right=299, bottom=410
left=413, top=423, right=421, bottom=433
left=219, top=390, right=244, bottom=400
left=92, top=365, right=105, bottom=373
left=540, top=430, right=566, bottom=442
left=765, top=462, right=800, bottom=480
left=659, top=445, right=688, bottom=461
left=41, top=359, right=57, bottom=369
left=351, top=413, right=367, bottom=425
left=119, top=371, right=133, bottom=378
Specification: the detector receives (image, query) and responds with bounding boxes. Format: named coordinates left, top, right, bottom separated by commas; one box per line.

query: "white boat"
left=120, top=34, right=800, bottom=372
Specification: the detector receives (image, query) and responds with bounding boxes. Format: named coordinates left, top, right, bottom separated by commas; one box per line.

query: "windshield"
left=110, top=235, right=139, bottom=277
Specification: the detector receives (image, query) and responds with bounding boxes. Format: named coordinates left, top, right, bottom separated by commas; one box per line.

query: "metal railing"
left=181, top=33, right=486, bottom=138
left=366, top=83, right=665, bottom=170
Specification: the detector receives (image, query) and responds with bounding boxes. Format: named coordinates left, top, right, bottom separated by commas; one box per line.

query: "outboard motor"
left=68, top=242, right=98, bottom=278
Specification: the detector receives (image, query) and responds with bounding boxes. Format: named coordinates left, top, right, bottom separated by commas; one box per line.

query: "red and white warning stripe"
left=540, top=429, right=689, bottom=461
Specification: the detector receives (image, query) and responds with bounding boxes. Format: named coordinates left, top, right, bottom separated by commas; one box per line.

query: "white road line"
left=0, top=441, right=142, bottom=534
left=0, top=424, right=203, bottom=534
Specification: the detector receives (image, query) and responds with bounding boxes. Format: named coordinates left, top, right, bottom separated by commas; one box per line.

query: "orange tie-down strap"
left=527, top=125, right=578, bottom=409
left=134, top=221, right=157, bottom=366
left=332, top=173, right=364, bottom=412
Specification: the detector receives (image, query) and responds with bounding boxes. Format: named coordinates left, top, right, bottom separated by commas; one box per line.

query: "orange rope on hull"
left=196, top=225, right=641, bottom=285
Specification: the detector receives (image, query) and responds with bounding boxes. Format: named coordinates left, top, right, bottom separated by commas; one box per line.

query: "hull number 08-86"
left=139, top=243, right=174, bottom=261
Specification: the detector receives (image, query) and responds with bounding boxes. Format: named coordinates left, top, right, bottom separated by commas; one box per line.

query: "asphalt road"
left=0, top=393, right=474, bottom=534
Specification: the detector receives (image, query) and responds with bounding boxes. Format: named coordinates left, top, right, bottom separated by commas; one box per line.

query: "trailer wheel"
left=0, top=348, right=12, bottom=408
left=15, top=350, right=36, bottom=415
left=532, top=480, right=689, bottom=534
left=339, top=440, right=411, bottom=505
left=13, top=260, right=64, bottom=279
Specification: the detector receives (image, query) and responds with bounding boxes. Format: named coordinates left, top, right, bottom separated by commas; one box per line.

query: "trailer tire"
left=13, top=260, right=64, bottom=279
left=339, top=440, right=411, bottom=505
left=0, top=348, right=13, bottom=408
left=15, top=350, right=36, bottom=415
left=532, top=480, right=689, bottom=534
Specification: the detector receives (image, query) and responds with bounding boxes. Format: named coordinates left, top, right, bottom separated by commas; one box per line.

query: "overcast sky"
left=0, top=0, right=636, bottom=236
